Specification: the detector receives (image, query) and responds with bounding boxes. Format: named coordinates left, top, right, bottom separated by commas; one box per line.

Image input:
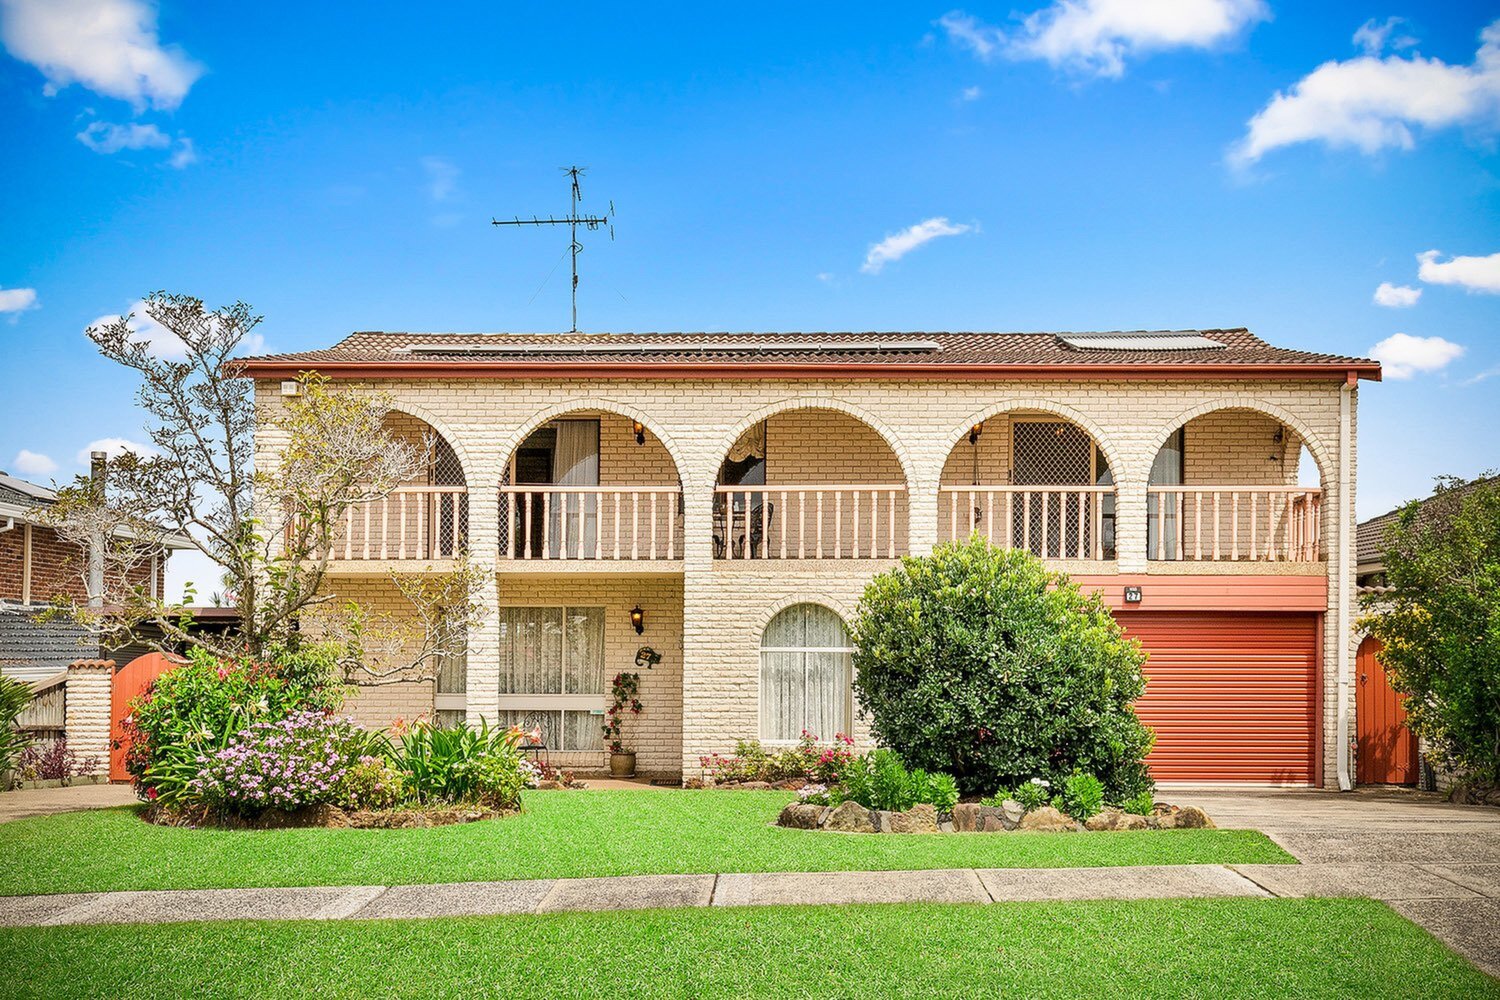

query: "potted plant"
left=603, top=671, right=643, bottom=777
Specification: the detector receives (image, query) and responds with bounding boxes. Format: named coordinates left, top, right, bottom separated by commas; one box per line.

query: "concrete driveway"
left=1187, top=787, right=1500, bottom=977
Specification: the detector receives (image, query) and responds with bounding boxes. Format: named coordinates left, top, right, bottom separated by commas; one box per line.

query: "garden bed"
left=144, top=801, right=517, bottom=830
left=778, top=799, right=1216, bottom=834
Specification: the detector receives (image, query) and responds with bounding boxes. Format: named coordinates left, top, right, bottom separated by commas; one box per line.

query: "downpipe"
left=1336, top=378, right=1354, bottom=791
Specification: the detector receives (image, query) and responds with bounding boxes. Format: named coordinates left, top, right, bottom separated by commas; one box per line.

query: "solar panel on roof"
left=398, top=339, right=944, bottom=356
left=1057, top=333, right=1226, bottom=351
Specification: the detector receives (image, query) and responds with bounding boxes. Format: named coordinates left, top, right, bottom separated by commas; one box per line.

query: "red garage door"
left=1119, top=612, right=1319, bottom=784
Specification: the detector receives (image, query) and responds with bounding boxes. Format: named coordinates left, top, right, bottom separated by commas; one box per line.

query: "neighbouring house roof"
left=0, top=605, right=100, bottom=683
left=1357, top=476, right=1498, bottom=569
left=0, top=471, right=195, bottom=550
left=236, top=329, right=1382, bottom=381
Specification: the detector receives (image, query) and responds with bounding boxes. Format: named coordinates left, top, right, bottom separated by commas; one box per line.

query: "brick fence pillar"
left=64, top=659, right=114, bottom=776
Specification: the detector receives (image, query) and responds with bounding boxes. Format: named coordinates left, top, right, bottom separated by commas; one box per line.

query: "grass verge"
left=0, top=790, right=1292, bottom=895
left=2, top=898, right=1494, bottom=999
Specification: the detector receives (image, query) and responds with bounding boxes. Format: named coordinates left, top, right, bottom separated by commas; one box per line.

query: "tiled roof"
left=0, top=473, right=57, bottom=510
left=237, top=329, right=1379, bottom=375
left=1356, top=476, right=1497, bottom=566
left=0, top=606, right=100, bottom=682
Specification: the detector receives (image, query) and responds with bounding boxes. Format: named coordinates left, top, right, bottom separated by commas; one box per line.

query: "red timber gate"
left=109, top=652, right=184, bottom=782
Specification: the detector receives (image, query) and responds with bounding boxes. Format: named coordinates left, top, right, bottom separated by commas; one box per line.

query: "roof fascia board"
left=237, top=360, right=1383, bottom=382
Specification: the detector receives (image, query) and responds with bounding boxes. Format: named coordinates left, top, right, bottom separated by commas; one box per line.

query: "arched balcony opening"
left=326, top=411, right=468, bottom=561
left=498, top=409, right=684, bottom=561
left=937, top=411, right=1116, bottom=561
left=714, top=408, right=909, bottom=560
left=1146, top=407, right=1324, bottom=563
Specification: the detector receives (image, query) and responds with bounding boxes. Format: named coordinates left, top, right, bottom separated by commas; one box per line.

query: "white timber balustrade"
left=1146, top=486, right=1322, bottom=562
left=329, top=486, right=469, bottom=561
left=713, top=485, right=908, bottom=560
left=939, top=485, right=1114, bottom=559
left=498, top=485, right=682, bottom=560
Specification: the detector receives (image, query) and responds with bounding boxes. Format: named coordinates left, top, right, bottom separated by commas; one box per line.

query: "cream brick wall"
left=63, top=661, right=112, bottom=775
left=495, top=574, right=683, bottom=777
left=254, top=374, right=1360, bottom=788
left=312, top=575, right=435, bottom=730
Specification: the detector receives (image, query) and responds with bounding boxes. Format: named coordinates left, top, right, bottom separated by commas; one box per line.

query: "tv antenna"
left=492, top=166, right=613, bottom=333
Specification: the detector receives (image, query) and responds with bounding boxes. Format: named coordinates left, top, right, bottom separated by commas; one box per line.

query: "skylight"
left=1058, top=332, right=1226, bottom=351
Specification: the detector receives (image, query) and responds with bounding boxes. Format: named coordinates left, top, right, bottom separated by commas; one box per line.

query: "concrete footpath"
left=3, top=860, right=1498, bottom=977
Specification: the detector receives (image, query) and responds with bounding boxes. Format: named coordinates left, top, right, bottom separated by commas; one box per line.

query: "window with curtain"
left=497, top=606, right=606, bottom=751
left=1148, top=428, right=1185, bottom=559
left=759, top=604, right=853, bottom=743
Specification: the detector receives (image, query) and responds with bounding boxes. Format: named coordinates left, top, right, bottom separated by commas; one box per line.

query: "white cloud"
left=75, top=119, right=195, bottom=167
left=11, top=449, right=58, bottom=476
left=961, top=85, right=983, bottom=101
left=1368, top=333, right=1465, bottom=379
left=939, top=12, right=1003, bottom=61
left=1353, top=17, right=1417, bottom=57
left=167, top=135, right=195, bottom=168
left=0, top=286, right=38, bottom=313
left=861, top=217, right=973, bottom=274
left=421, top=156, right=459, bottom=202
left=1373, top=281, right=1421, bottom=308
left=1417, top=249, right=1500, bottom=293
left=0, top=0, right=203, bottom=110
left=89, top=300, right=265, bottom=362
left=76, top=119, right=169, bottom=153
left=1231, top=19, right=1500, bottom=166
left=76, top=436, right=158, bottom=465
left=1462, top=365, right=1500, bottom=386
left=940, top=1, right=1268, bottom=78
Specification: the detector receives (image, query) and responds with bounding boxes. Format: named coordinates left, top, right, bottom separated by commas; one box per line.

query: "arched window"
left=760, top=604, right=853, bottom=742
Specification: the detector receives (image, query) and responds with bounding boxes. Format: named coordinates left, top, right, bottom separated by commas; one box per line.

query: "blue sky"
left=2, top=1, right=1498, bottom=556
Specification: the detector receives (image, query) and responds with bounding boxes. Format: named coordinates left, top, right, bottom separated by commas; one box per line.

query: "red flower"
left=146, top=787, right=158, bottom=800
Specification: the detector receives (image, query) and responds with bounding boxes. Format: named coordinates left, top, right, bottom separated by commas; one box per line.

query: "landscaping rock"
left=1018, top=806, right=1077, bottom=832
left=684, top=777, right=706, bottom=789
left=1085, top=809, right=1123, bottom=831
left=885, top=804, right=939, bottom=834
left=1000, top=799, right=1025, bottom=828
left=1175, top=806, right=1215, bottom=829
left=952, top=803, right=981, bottom=832
left=736, top=781, right=772, bottom=791
left=777, top=803, right=827, bottom=830
left=823, top=800, right=876, bottom=833
left=939, top=820, right=955, bottom=833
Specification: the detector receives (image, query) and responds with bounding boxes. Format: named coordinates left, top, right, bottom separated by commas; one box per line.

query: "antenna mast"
left=492, top=166, right=614, bottom=333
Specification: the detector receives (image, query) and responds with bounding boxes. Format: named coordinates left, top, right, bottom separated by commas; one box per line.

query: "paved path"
left=0, top=783, right=136, bottom=823
left=4, top=860, right=1499, bottom=974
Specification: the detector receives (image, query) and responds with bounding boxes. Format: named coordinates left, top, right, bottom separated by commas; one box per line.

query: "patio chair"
left=517, top=711, right=554, bottom=767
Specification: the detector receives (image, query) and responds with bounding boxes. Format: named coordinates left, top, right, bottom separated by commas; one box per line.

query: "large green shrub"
left=1362, top=475, right=1500, bottom=784
left=125, top=644, right=347, bottom=797
left=851, top=538, right=1155, bottom=800
left=0, top=675, right=34, bottom=778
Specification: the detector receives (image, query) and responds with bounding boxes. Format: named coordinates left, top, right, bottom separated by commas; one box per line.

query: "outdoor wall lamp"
left=630, top=605, right=645, bottom=634
left=632, top=421, right=646, bottom=445
left=968, top=422, right=985, bottom=445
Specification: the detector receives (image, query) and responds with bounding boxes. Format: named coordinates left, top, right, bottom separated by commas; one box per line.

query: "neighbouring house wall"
left=254, top=374, right=1357, bottom=788
left=0, top=521, right=166, bottom=606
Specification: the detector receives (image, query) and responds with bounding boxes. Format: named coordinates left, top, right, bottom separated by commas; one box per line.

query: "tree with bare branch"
left=40, top=292, right=484, bottom=686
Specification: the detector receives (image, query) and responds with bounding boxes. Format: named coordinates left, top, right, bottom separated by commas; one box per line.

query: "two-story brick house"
left=240, top=329, right=1380, bottom=789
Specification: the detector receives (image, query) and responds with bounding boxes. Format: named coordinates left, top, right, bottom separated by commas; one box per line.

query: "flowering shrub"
left=191, top=711, right=369, bottom=816
left=336, top=755, right=406, bottom=810
left=602, top=671, right=643, bottom=754
left=700, top=731, right=856, bottom=785
left=124, top=644, right=347, bottom=799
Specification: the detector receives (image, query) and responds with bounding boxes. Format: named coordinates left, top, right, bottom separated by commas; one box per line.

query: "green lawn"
left=2, top=898, right=1493, bottom=999
left=0, top=790, right=1291, bottom=895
